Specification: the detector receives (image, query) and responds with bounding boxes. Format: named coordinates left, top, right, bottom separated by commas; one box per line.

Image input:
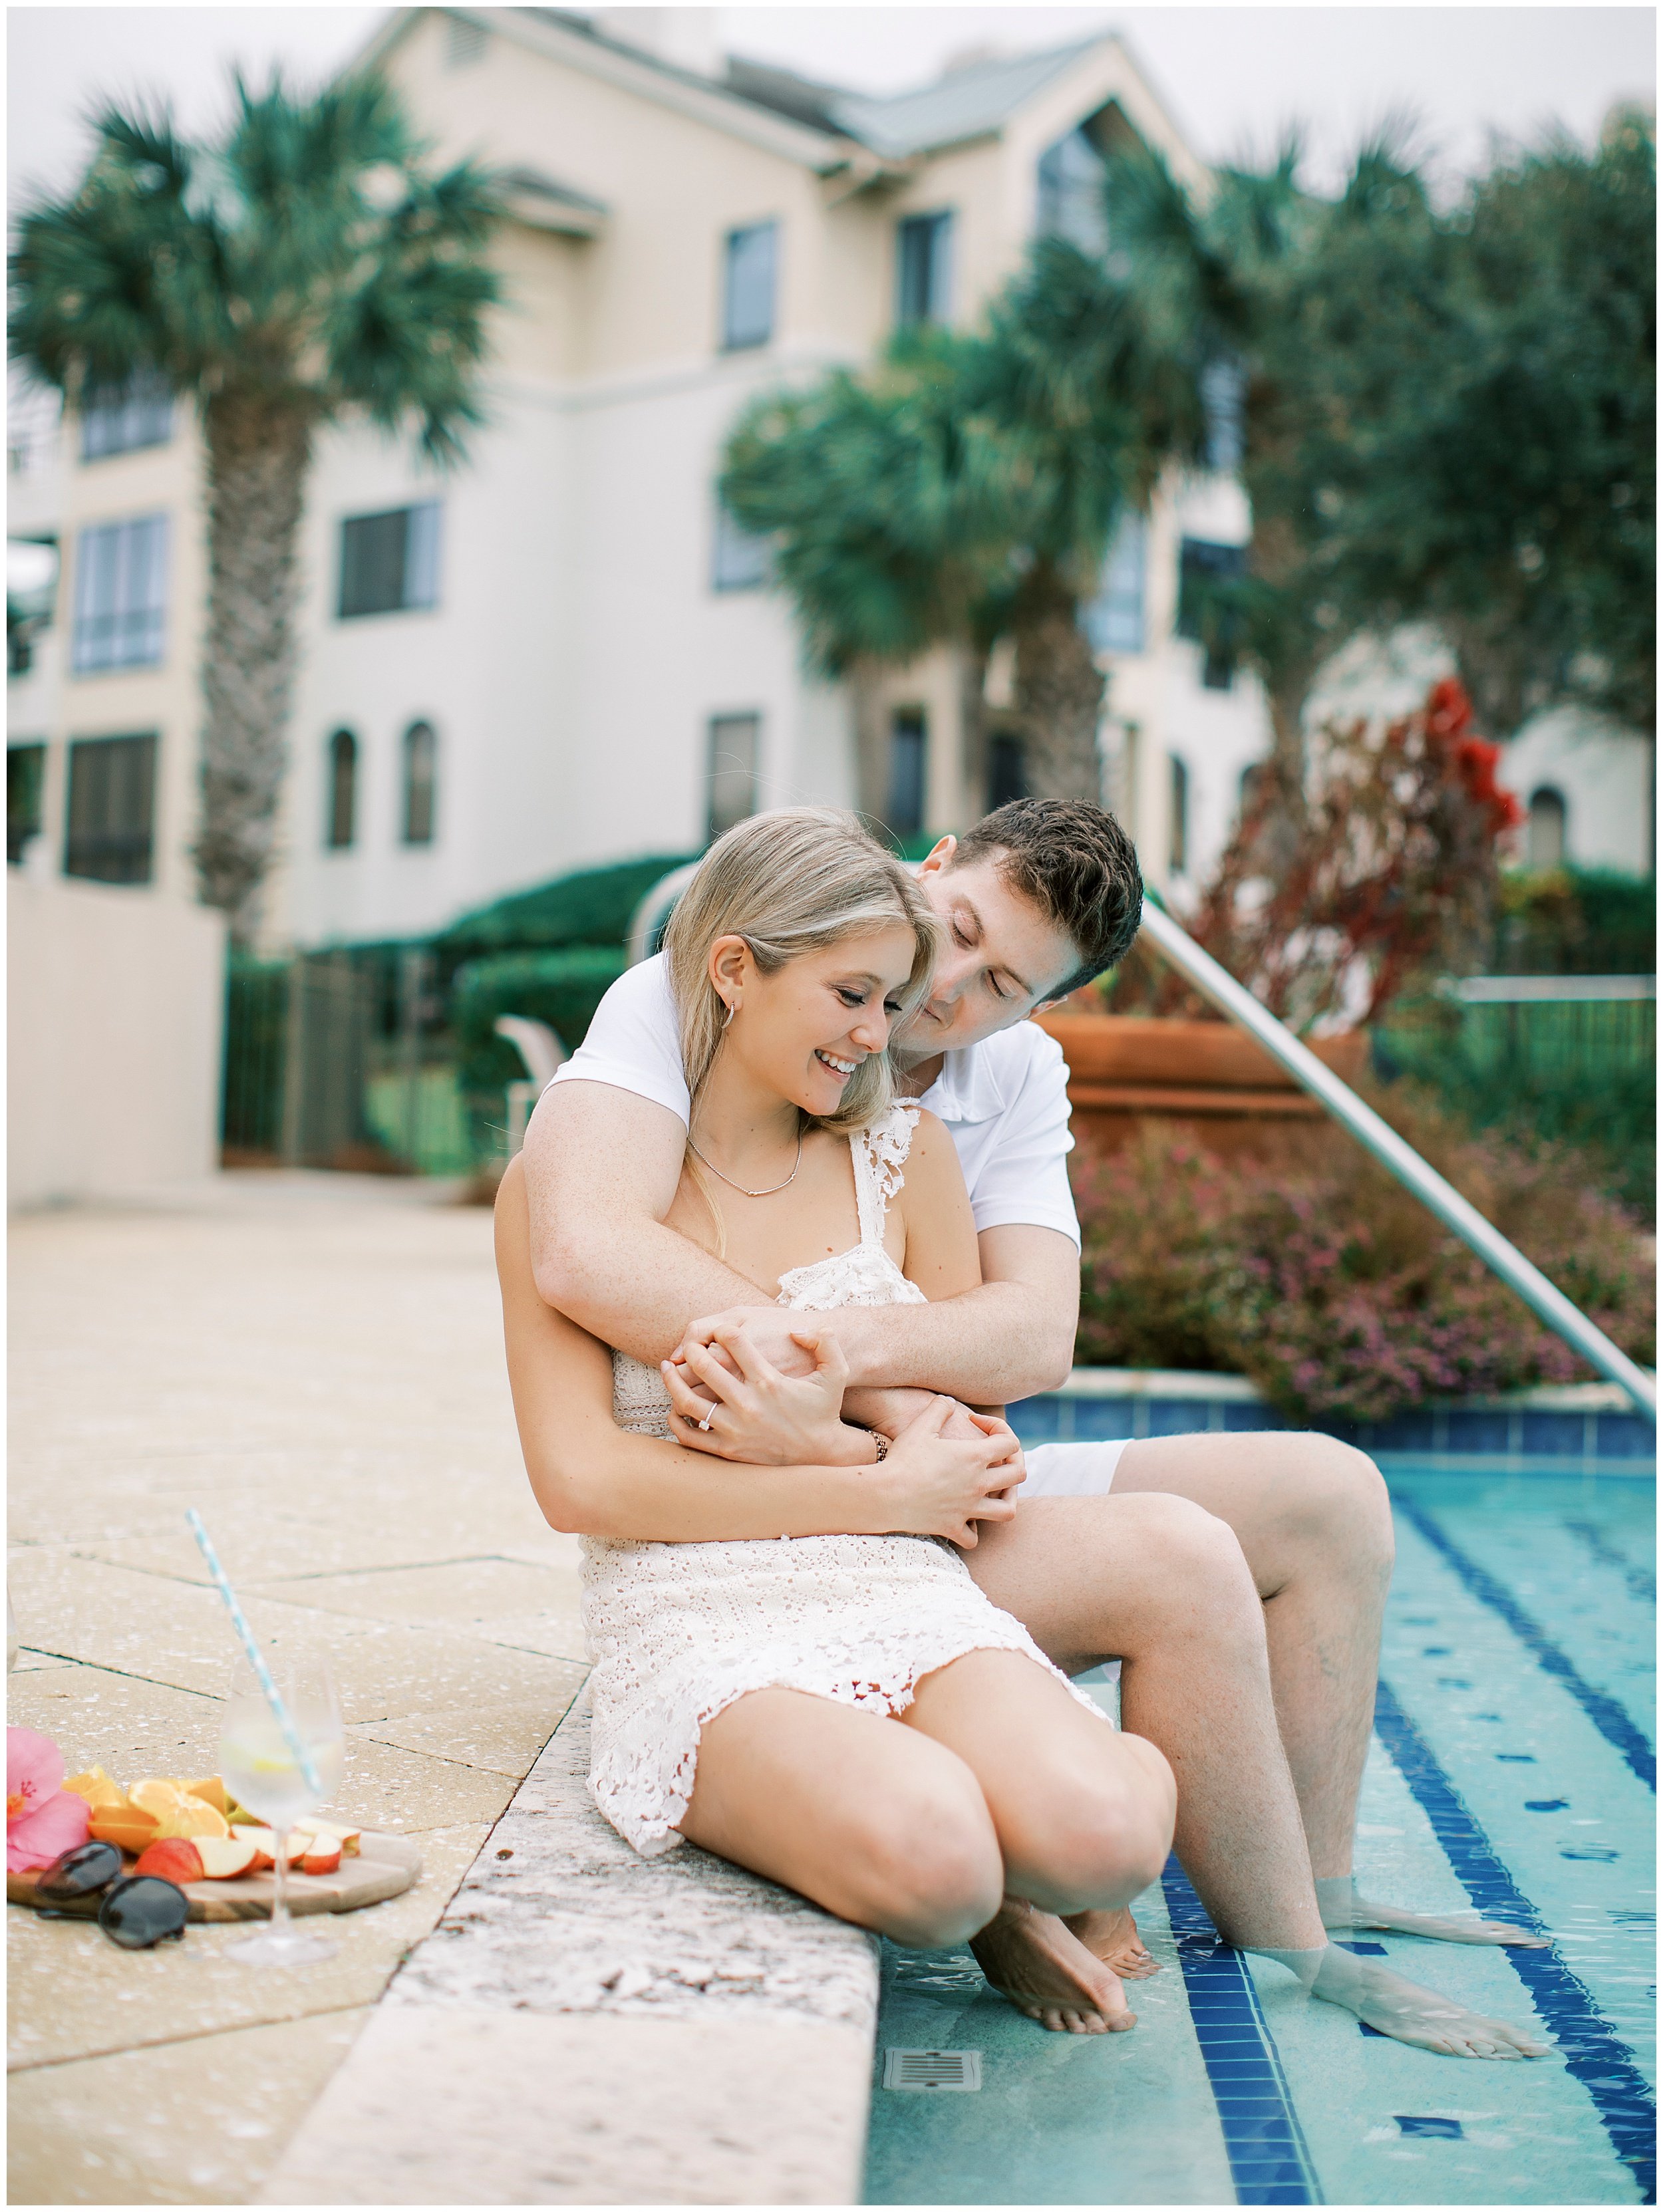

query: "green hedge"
left=450, top=947, right=629, bottom=1094
left=1495, top=867, right=1656, bottom=975
left=440, top=854, right=694, bottom=962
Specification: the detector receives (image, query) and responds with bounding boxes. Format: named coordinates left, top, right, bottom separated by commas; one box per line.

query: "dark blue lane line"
left=1563, top=1517, right=1658, bottom=1605
left=1161, top=1858, right=1323, bottom=2207
left=1374, top=1679, right=1656, bottom=2206
left=1398, top=1502, right=1656, bottom=1791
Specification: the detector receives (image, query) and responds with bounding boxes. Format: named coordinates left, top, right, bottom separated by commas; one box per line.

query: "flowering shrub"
left=1073, top=1087, right=1654, bottom=1425
left=1107, top=678, right=1525, bottom=1032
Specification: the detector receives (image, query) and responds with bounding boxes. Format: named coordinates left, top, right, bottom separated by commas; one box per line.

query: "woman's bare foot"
left=969, top=1897, right=1137, bottom=2034
left=1062, top=1904, right=1161, bottom=1979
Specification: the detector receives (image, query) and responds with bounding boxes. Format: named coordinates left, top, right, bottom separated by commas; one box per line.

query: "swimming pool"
left=864, top=1466, right=1656, bottom=2207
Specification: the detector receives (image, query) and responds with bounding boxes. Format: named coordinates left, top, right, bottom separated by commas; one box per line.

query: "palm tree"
left=10, top=73, right=504, bottom=941
left=722, top=244, right=1201, bottom=811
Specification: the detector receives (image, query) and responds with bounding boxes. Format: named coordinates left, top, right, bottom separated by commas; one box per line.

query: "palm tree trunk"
left=192, top=394, right=312, bottom=946
left=1012, top=561, right=1105, bottom=802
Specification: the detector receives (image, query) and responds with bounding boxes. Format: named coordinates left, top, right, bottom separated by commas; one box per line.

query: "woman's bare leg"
left=679, top=1688, right=1005, bottom=1949
left=901, top=1648, right=1176, bottom=2035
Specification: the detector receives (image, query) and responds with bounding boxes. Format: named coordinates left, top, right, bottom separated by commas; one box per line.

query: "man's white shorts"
left=1016, top=1438, right=1131, bottom=1498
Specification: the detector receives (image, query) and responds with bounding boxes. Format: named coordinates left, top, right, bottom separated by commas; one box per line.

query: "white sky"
left=8, top=3, right=1656, bottom=210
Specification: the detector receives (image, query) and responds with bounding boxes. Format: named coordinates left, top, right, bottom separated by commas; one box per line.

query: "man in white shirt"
left=524, top=800, right=1525, bottom=2016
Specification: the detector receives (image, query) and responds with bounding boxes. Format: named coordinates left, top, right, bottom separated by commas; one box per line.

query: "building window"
left=71, top=514, right=168, bottom=674
left=445, top=14, right=487, bottom=65
left=1177, top=537, right=1247, bottom=690
left=80, top=370, right=174, bottom=462
left=64, top=732, right=156, bottom=883
left=897, top=211, right=954, bottom=327
left=7, top=742, right=46, bottom=865
left=712, top=501, right=769, bottom=592
left=887, top=708, right=927, bottom=843
left=401, top=721, right=438, bottom=846
left=1037, top=126, right=1108, bottom=255
left=1169, top=754, right=1189, bottom=877
left=707, top=712, right=760, bottom=841
left=325, top=728, right=358, bottom=850
left=1084, top=513, right=1147, bottom=655
left=721, top=222, right=777, bottom=352
left=1527, top=786, right=1567, bottom=870
left=1201, top=358, right=1245, bottom=475
left=8, top=536, right=58, bottom=676
left=338, top=502, right=442, bottom=619
left=988, top=732, right=1027, bottom=810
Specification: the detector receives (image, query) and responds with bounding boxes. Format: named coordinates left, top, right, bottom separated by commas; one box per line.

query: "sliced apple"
left=63, top=1766, right=126, bottom=1812
left=228, top=1826, right=305, bottom=1873
left=293, top=1816, right=362, bottom=1856
left=295, top=1838, right=341, bottom=1877
left=133, top=1838, right=206, bottom=1885
left=193, top=1835, right=259, bottom=1881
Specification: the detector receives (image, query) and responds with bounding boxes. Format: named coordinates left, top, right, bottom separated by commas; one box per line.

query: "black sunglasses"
left=35, top=1842, right=190, bottom=1949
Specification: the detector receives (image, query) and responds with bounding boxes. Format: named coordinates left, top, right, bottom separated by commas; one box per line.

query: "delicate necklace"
left=688, top=1128, right=804, bottom=1198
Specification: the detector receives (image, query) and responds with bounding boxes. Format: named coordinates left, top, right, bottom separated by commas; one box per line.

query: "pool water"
left=863, top=1469, right=1656, bottom=2207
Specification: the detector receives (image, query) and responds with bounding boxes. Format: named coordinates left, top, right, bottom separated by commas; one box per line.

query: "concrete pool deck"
left=7, top=1171, right=592, bottom=2205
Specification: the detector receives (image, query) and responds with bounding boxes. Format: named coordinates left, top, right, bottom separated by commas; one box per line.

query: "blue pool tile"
left=1145, top=1397, right=1216, bottom=1437
left=1525, top=1798, right=1570, bottom=1811
left=1396, top=2116, right=1464, bottom=2140
left=1562, top=1845, right=1621, bottom=1862
left=1370, top=1409, right=1439, bottom=1452
left=1521, top=1410, right=1589, bottom=1458
left=1358, top=2020, right=1388, bottom=2037
left=1007, top=1394, right=1058, bottom=1441
left=1595, top=1411, right=1655, bottom=1459
left=1335, top=1940, right=1388, bottom=1955
left=1444, top=1407, right=1513, bottom=1454
left=1072, top=1397, right=1135, bottom=1441
left=1497, top=1752, right=1537, bottom=1762
left=1224, top=1399, right=1284, bottom=1431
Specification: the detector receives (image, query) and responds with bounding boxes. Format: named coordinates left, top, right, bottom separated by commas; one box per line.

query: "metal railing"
left=1138, top=902, right=1658, bottom=1421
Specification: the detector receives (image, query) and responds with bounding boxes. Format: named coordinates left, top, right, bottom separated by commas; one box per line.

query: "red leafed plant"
left=1112, top=678, right=1525, bottom=1032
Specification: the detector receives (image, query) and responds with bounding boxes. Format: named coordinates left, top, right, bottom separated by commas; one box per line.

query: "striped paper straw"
left=186, top=1508, right=321, bottom=1796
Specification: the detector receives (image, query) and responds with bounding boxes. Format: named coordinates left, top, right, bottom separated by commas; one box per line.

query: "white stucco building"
left=7, top=5, right=1651, bottom=970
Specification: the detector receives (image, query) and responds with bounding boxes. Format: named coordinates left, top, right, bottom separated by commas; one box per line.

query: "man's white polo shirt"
left=549, top=952, right=1080, bottom=1247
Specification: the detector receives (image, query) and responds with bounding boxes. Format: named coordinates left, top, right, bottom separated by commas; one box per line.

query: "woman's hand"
left=664, top=1324, right=870, bottom=1466
left=880, top=1395, right=1024, bottom=1549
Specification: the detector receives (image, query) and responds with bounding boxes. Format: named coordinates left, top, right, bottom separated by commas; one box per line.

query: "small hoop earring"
left=721, top=1000, right=736, bottom=1030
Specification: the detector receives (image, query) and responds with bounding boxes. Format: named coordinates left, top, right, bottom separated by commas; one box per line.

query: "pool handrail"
left=1137, top=899, right=1658, bottom=1422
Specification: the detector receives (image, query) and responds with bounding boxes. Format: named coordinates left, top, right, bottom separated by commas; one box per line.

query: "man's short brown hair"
left=950, top=798, right=1143, bottom=996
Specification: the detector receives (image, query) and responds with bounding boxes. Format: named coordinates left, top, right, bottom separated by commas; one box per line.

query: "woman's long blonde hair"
left=663, top=807, right=939, bottom=1136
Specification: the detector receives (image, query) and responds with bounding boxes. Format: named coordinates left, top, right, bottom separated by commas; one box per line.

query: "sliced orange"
left=128, top=1778, right=229, bottom=1841
left=63, top=1766, right=126, bottom=1812
left=176, top=1776, right=231, bottom=1818
left=88, top=1806, right=160, bottom=1854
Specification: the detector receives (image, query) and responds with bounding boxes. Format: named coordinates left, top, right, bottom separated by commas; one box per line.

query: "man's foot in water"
left=1316, top=1875, right=1547, bottom=1948
left=1062, top=1903, right=1161, bottom=1979
left=1306, top=1945, right=1553, bottom=2060
left=969, top=1897, right=1137, bottom=2034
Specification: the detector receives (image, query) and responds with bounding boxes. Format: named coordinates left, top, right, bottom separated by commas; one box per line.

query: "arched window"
left=402, top=720, right=437, bottom=846
left=1169, top=754, right=1189, bottom=876
left=325, top=729, right=357, bottom=849
left=1527, top=786, right=1567, bottom=870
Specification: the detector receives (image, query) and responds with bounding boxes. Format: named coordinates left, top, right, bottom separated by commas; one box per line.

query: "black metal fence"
left=222, top=947, right=480, bottom=1175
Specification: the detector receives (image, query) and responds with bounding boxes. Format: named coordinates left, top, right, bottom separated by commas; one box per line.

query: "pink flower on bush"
left=7, top=1727, right=90, bottom=1873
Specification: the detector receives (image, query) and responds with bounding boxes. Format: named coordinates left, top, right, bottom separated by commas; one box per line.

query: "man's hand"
left=671, top=1306, right=833, bottom=1386
left=663, top=1323, right=865, bottom=1466
left=883, top=1396, right=1024, bottom=1548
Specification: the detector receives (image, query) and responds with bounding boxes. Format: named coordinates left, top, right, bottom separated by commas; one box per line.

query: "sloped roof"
left=824, top=40, right=1108, bottom=160
left=538, top=11, right=1111, bottom=162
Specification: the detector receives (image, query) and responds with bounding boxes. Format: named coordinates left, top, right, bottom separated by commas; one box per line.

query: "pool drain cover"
left=883, top=2048, right=982, bottom=2092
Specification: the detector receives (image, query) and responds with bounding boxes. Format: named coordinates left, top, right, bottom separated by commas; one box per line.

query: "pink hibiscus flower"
left=7, top=1727, right=90, bottom=1873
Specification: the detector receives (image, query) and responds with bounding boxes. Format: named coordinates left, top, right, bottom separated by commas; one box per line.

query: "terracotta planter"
left=1033, top=1013, right=1370, bottom=1157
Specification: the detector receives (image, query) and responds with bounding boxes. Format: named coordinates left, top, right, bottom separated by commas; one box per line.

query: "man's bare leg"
left=1112, top=1433, right=1543, bottom=1947
left=965, top=1494, right=1549, bottom=2057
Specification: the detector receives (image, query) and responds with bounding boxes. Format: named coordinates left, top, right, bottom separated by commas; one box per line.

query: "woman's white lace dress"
left=582, top=1102, right=1106, bottom=1858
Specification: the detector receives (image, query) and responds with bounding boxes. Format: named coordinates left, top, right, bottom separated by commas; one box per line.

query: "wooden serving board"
left=7, top=1832, right=421, bottom=1923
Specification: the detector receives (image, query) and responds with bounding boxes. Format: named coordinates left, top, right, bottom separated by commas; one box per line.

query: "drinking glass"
left=218, top=1656, right=346, bottom=1967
